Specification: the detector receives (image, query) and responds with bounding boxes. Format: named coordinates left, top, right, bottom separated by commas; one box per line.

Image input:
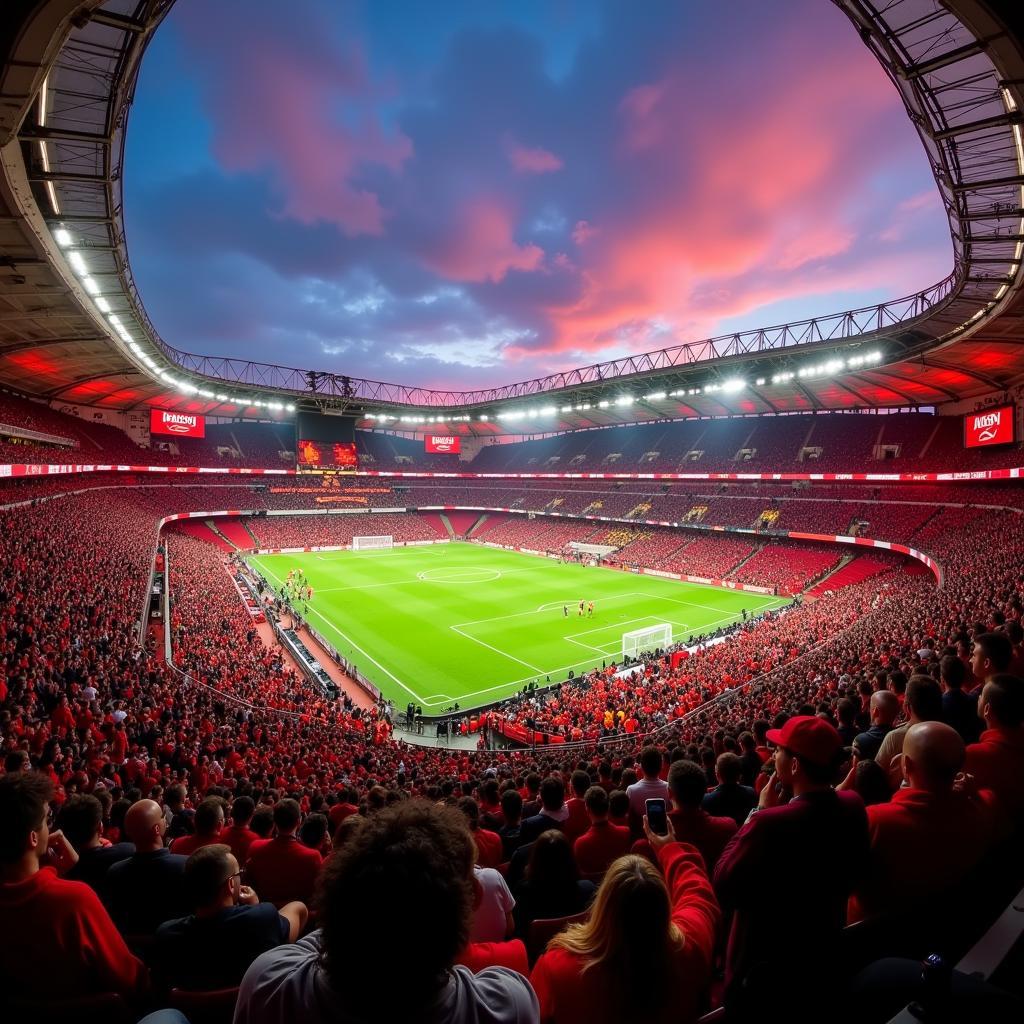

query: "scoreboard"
left=296, top=412, right=358, bottom=471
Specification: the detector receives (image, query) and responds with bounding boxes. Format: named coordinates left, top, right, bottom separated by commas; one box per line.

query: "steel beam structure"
left=4, top=0, right=1022, bottom=414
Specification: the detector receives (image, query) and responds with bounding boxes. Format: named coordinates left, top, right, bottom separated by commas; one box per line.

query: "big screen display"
left=425, top=434, right=461, bottom=453
left=964, top=405, right=1016, bottom=448
left=150, top=409, right=205, bottom=438
left=296, top=440, right=358, bottom=470
left=294, top=411, right=357, bottom=470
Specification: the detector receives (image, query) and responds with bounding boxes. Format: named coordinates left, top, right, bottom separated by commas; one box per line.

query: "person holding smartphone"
left=531, top=814, right=719, bottom=1024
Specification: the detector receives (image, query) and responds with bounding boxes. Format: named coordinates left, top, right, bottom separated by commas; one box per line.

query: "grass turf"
left=248, top=543, right=788, bottom=710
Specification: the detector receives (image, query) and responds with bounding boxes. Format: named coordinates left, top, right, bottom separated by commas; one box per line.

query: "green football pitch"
left=247, top=543, right=787, bottom=710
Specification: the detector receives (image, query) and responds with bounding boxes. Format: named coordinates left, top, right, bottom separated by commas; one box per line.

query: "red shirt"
left=632, top=808, right=738, bottom=875
left=965, top=727, right=1024, bottom=819
left=667, top=807, right=737, bottom=873
left=573, top=820, right=632, bottom=876
left=245, top=835, right=323, bottom=907
left=562, top=798, right=590, bottom=844
left=170, top=832, right=222, bottom=857
left=849, top=786, right=997, bottom=923
left=220, top=824, right=259, bottom=865
left=328, top=802, right=359, bottom=829
left=473, top=828, right=503, bottom=869
left=0, top=867, right=147, bottom=1000
left=456, top=939, right=529, bottom=976
left=531, top=843, right=719, bottom=1024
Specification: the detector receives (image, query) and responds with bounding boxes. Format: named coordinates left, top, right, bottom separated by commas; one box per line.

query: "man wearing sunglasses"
left=153, top=843, right=307, bottom=991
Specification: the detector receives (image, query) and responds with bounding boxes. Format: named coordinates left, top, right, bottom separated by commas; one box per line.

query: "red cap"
left=765, top=716, right=843, bottom=767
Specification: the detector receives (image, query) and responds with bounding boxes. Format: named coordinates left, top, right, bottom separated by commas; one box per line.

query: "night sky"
left=123, top=0, right=951, bottom=389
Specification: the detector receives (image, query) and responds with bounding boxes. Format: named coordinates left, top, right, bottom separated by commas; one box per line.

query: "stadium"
left=1, top=0, right=1023, bottom=1021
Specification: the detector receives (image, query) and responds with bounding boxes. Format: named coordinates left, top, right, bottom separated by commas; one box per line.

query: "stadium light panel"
left=81, top=277, right=99, bottom=295
left=615, top=396, right=634, bottom=406
left=216, top=394, right=228, bottom=401
left=479, top=414, right=489, bottom=421
left=286, top=404, right=295, bottom=412
left=722, top=378, right=745, bottom=392
left=68, top=251, right=86, bottom=274
left=755, top=377, right=765, bottom=386
left=560, top=405, right=572, bottom=413
left=54, top=228, right=72, bottom=247
left=645, top=391, right=667, bottom=401
left=540, top=406, right=556, bottom=415
left=95, top=297, right=111, bottom=313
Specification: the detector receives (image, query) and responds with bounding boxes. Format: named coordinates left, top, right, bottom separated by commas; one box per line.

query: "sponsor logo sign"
left=425, top=435, right=460, bottom=453
left=150, top=409, right=205, bottom=437
left=964, top=405, right=1015, bottom=448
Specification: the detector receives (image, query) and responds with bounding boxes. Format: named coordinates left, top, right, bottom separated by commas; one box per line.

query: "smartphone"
left=646, top=798, right=668, bottom=836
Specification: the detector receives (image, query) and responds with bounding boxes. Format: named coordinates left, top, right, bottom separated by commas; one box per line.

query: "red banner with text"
left=150, top=409, right=206, bottom=438
left=964, top=405, right=1015, bottom=449
left=425, top=435, right=460, bottom=454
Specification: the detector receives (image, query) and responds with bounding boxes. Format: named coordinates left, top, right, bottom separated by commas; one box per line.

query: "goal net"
left=622, top=623, right=673, bottom=660
left=352, top=535, right=394, bottom=551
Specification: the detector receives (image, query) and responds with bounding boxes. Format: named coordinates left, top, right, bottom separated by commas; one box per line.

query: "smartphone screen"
left=646, top=798, right=668, bottom=836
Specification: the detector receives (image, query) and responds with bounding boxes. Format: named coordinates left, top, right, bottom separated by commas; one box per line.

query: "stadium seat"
left=169, top=985, right=240, bottom=1024
left=527, top=910, right=589, bottom=964
left=5, top=991, right=133, bottom=1024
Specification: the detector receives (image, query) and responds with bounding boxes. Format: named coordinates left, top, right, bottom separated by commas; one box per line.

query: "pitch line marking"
left=250, top=554, right=787, bottom=709
left=253, top=560, right=424, bottom=704
left=449, top=624, right=547, bottom=675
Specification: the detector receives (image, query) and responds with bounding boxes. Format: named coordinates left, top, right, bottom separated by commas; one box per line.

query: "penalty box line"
left=564, top=615, right=692, bottom=657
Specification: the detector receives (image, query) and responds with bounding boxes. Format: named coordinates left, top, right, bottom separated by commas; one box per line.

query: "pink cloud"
left=572, top=220, right=600, bottom=245
left=618, top=82, right=667, bottom=152
left=505, top=137, right=563, bottom=174
left=176, top=10, right=410, bottom=236
left=523, top=35, right=934, bottom=359
left=420, top=199, right=544, bottom=283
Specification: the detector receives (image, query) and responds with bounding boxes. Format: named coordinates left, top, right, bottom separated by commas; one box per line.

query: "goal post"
left=622, top=623, right=673, bottom=660
left=352, top=535, right=394, bottom=551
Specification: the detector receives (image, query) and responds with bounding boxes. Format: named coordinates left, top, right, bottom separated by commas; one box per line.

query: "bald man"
left=853, top=690, right=901, bottom=761
left=104, top=799, right=190, bottom=935
left=849, top=722, right=996, bottom=923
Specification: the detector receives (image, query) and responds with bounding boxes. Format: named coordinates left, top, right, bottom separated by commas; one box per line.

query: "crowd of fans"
left=1, top=475, right=1024, bottom=1022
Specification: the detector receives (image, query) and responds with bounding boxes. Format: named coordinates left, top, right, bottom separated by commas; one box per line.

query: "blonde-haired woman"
left=529, top=817, right=719, bottom=1024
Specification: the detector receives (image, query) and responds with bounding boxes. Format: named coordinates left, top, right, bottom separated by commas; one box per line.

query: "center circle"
left=417, top=567, right=501, bottom=583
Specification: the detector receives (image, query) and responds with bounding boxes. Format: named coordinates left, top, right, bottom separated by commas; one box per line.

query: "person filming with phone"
left=713, top=716, right=869, bottom=1023
left=530, top=810, right=719, bottom=1024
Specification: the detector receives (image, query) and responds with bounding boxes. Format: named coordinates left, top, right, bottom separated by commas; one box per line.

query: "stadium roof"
left=0, top=0, right=1022, bottom=434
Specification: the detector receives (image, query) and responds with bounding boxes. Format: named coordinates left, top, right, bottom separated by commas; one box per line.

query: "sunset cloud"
left=124, top=0, right=951, bottom=390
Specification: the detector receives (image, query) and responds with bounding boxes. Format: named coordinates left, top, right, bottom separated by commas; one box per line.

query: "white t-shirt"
left=625, top=777, right=670, bottom=819
left=471, top=865, right=515, bottom=943
left=235, top=931, right=538, bottom=1024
